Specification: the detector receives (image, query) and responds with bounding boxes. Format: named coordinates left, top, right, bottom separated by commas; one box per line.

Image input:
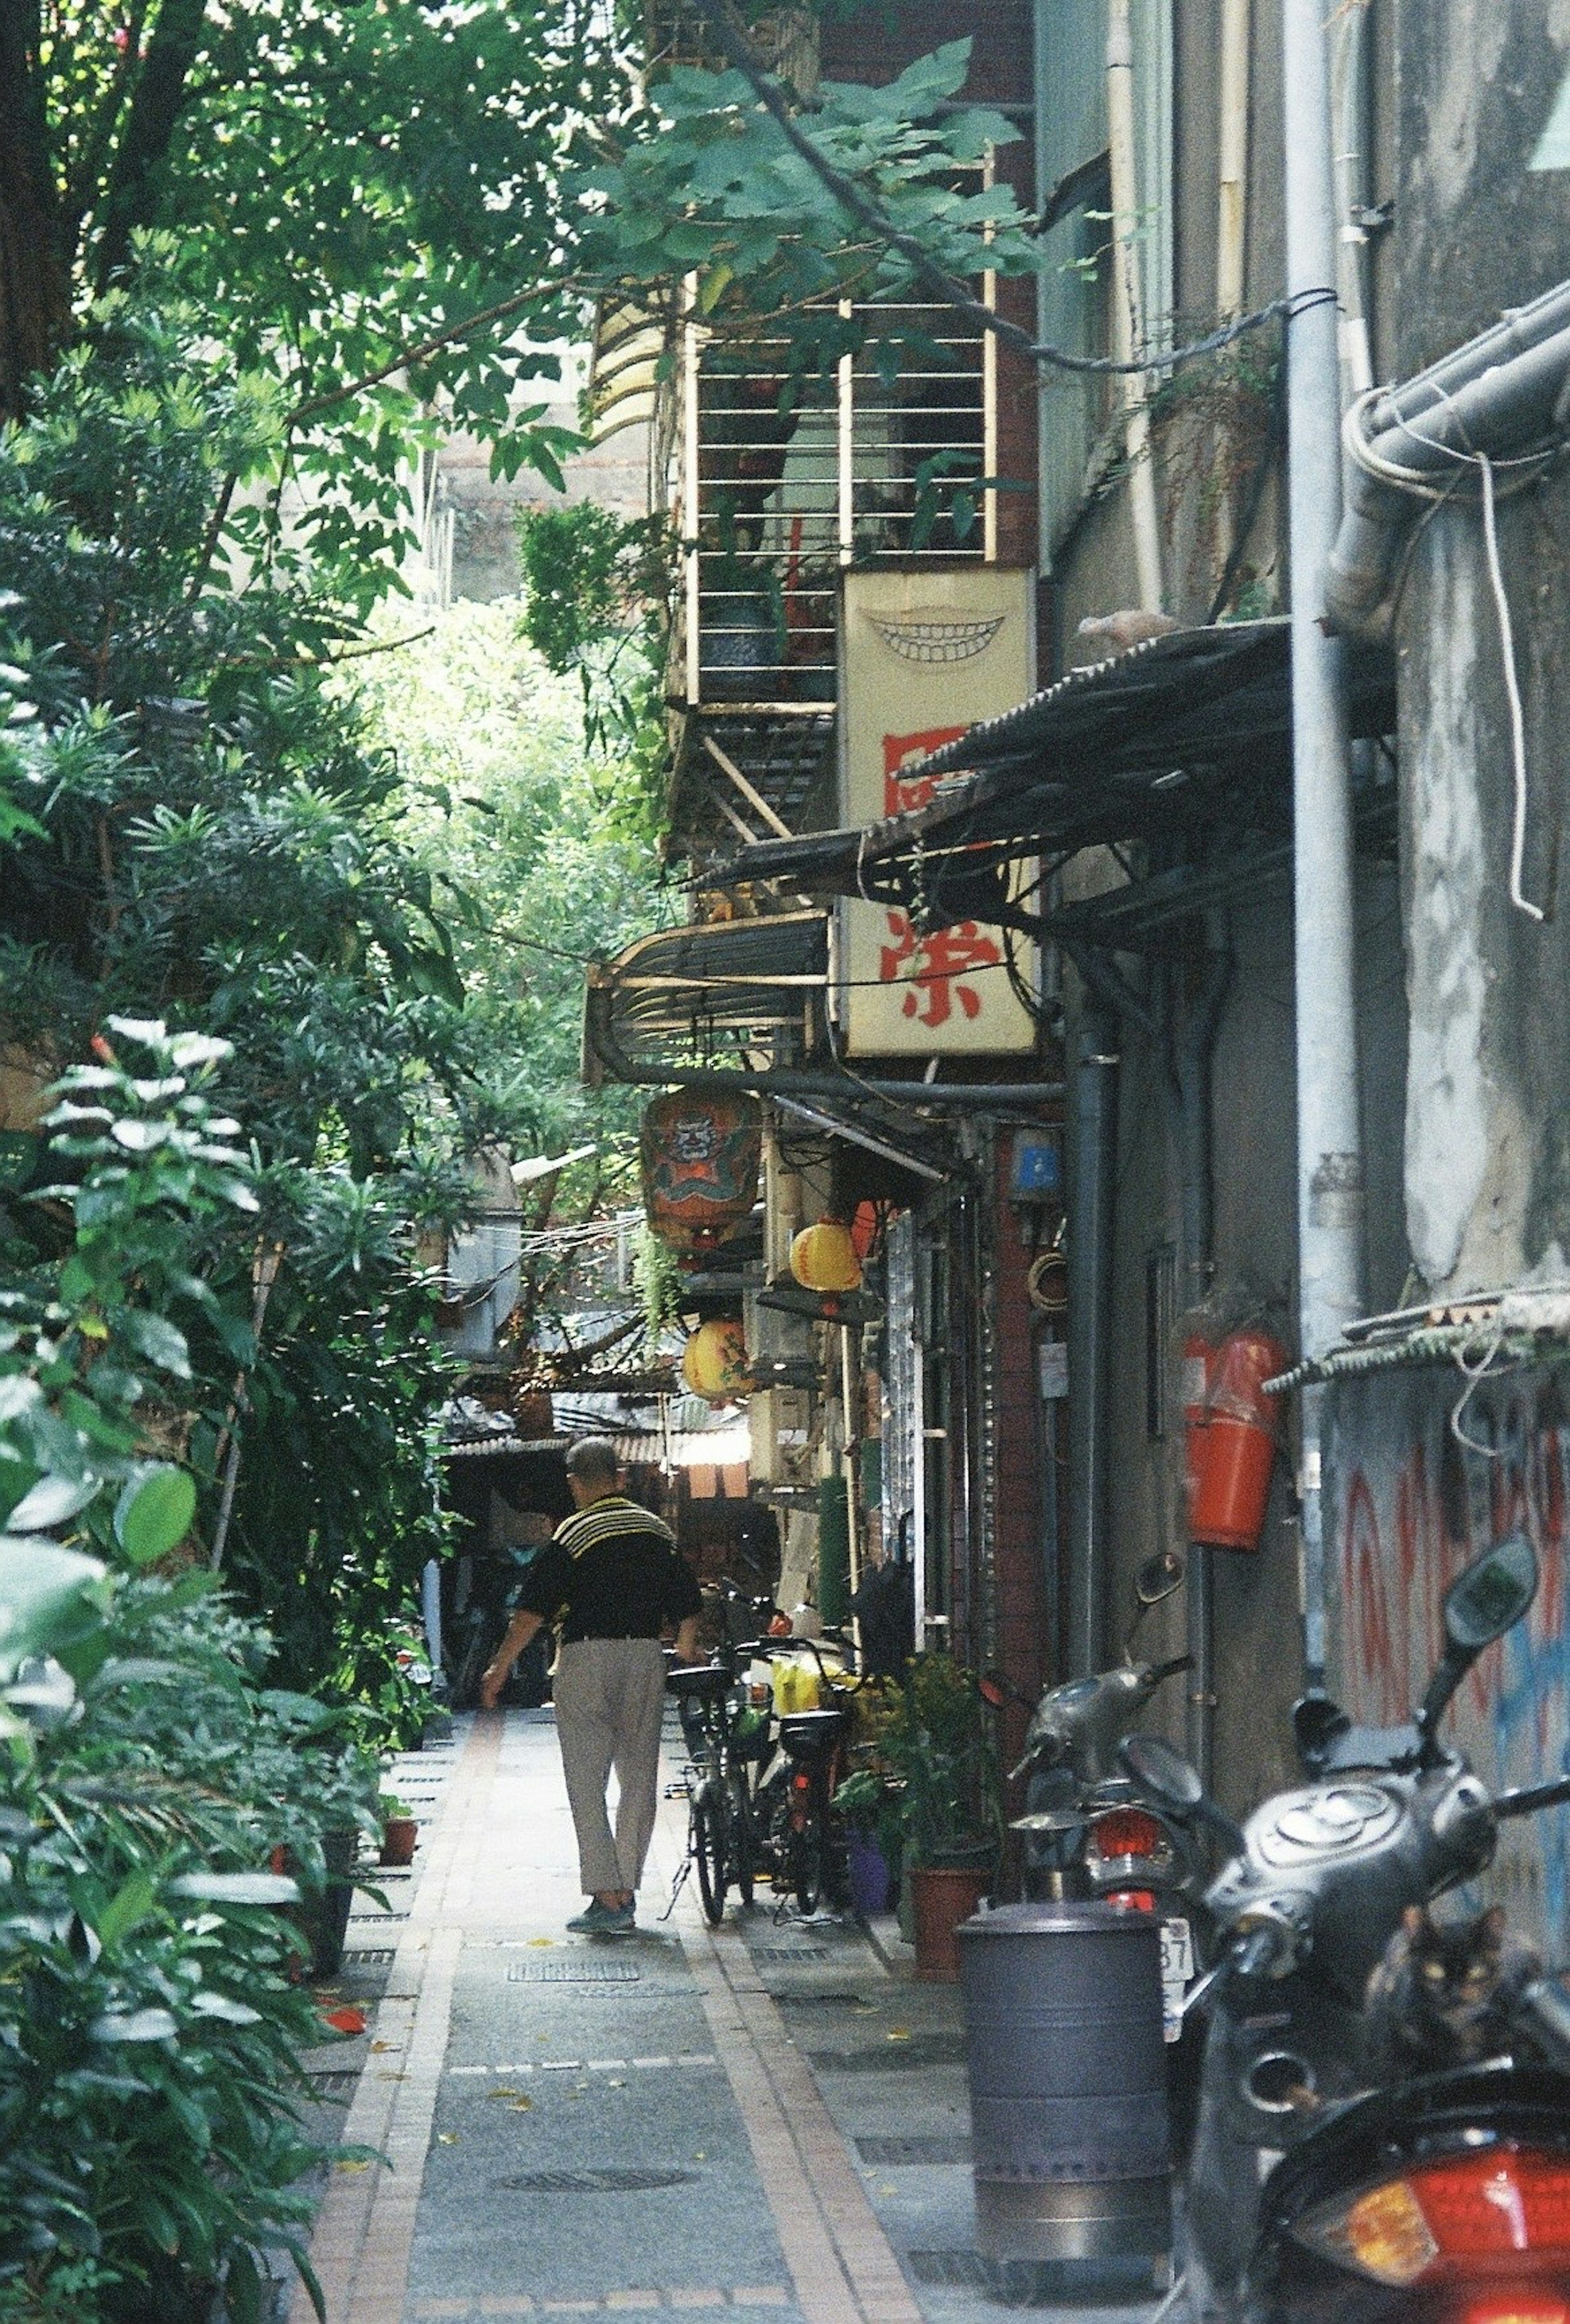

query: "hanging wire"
left=1343, top=384, right=1564, bottom=922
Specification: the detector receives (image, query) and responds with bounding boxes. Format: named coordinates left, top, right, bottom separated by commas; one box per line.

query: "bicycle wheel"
left=727, top=1766, right=755, bottom=1908
left=693, top=1791, right=728, bottom=1926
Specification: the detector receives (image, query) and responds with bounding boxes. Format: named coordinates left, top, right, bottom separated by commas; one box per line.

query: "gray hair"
left=565, top=1435, right=621, bottom=1483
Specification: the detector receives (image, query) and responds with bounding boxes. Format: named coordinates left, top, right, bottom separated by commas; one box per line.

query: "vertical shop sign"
left=840, top=569, right=1036, bottom=1055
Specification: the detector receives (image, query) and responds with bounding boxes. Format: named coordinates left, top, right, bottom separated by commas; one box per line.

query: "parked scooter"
left=1122, top=1528, right=1570, bottom=2322
left=1007, top=1551, right=1202, bottom=2037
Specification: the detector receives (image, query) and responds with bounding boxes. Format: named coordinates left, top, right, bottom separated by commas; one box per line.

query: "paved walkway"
left=289, top=1709, right=1167, bottom=2324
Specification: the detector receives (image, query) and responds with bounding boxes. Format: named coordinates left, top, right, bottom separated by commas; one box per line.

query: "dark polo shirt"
left=515, top=1494, right=702, bottom=1644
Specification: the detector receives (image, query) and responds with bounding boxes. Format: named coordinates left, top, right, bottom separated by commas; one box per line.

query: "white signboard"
left=840, top=568, right=1036, bottom=1056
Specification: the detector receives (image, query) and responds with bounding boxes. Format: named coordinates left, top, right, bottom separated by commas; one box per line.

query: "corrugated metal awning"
left=700, top=621, right=1399, bottom=950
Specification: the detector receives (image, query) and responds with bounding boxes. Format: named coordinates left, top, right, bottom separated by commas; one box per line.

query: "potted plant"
left=832, top=1766, right=899, bottom=1917
left=871, top=1655, right=1002, bottom=1981
left=379, top=1793, right=419, bottom=1866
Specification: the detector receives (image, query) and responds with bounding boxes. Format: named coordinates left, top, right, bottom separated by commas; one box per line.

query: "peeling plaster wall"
left=1396, top=0, right=1570, bottom=1295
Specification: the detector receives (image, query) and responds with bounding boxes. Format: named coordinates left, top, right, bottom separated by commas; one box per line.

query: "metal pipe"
left=1065, top=1000, right=1120, bottom=1676
left=1107, top=0, right=1165, bottom=611
left=1173, top=927, right=1231, bottom=1787
left=585, top=999, right=1065, bottom=1111
left=1283, top=0, right=1368, bottom=1682
left=1325, top=280, right=1570, bottom=637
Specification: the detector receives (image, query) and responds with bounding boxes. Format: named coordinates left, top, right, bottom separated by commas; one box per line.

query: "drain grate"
left=344, top=1946, right=397, bottom=1966
left=857, top=2134, right=972, bottom=2165
left=750, top=1943, right=829, bottom=1963
left=307, top=2070, right=360, bottom=2098
left=507, top=1959, right=642, bottom=1984
left=495, top=2167, right=698, bottom=2194
left=811, top=2035, right=967, bottom=2072
left=908, top=2252, right=993, bottom=2290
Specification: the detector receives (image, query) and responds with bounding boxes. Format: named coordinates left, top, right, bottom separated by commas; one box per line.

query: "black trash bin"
left=958, top=1901, right=1171, bottom=2278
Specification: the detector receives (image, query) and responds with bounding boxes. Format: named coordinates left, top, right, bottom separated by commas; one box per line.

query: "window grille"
left=680, top=292, right=995, bottom=710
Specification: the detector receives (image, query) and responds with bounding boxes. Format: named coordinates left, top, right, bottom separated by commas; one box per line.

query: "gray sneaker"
left=566, top=1899, right=636, bottom=1935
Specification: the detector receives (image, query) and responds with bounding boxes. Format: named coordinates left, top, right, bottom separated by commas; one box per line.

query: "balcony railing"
left=679, top=294, right=996, bottom=710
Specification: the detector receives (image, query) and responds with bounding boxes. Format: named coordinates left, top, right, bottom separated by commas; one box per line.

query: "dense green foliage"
left=0, top=1030, right=383, bottom=2322
left=0, top=295, right=476, bottom=1699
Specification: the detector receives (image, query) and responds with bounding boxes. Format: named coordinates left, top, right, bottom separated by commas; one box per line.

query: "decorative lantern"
left=641, top=1091, right=762, bottom=1256
left=682, top=1317, right=751, bottom=1402
left=789, top=1217, right=863, bottom=1294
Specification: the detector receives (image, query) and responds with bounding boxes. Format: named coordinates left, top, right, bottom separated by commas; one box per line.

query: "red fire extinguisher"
left=1188, top=1326, right=1292, bottom=1553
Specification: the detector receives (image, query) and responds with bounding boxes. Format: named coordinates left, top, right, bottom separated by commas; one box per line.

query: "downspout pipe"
left=1065, top=1000, right=1119, bottom=1677
left=1326, top=278, right=1570, bottom=639
left=1174, top=931, right=1231, bottom=1790
left=1283, top=0, right=1367, bottom=1681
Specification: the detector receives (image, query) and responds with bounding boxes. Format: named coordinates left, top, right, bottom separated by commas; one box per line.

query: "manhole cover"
left=495, top=2167, right=698, bottom=2194
left=507, top=1959, right=642, bottom=1984
left=857, top=2134, right=972, bottom=2165
left=811, top=2035, right=967, bottom=2072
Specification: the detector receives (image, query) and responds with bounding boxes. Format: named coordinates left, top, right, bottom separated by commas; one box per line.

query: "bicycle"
left=748, top=1633, right=856, bottom=1916
left=665, top=1647, right=763, bottom=1926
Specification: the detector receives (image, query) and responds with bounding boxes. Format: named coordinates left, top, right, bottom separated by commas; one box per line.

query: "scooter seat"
left=778, top=1707, right=849, bottom=1754
left=665, top=1663, right=731, bottom=1704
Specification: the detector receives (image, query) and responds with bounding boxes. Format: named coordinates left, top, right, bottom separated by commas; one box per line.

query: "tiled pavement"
left=287, top=1710, right=1169, bottom=2324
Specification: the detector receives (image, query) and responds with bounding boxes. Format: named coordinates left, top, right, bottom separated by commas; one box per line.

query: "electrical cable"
left=1343, top=386, right=1561, bottom=922
left=694, top=0, right=1337, bottom=381
left=1478, top=452, right=1543, bottom=923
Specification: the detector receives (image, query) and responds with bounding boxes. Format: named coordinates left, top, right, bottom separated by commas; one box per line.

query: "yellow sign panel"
left=840, top=569, right=1036, bottom=1057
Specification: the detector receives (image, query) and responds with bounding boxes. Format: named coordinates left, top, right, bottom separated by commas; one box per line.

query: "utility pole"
left=1281, top=0, right=1367, bottom=1681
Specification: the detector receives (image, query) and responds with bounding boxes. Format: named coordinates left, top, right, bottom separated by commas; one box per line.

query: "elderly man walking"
left=480, top=1438, right=702, bottom=1934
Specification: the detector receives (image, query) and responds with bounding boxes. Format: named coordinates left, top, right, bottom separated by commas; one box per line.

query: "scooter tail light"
left=1088, top=1807, right=1164, bottom=1858
left=1295, top=2148, right=1570, bottom=2288
left=1462, top=2295, right=1570, bottom=2324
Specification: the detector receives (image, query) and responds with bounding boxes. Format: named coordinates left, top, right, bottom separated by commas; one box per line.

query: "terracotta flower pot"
left=911, top=1863, right=990, bottom=1983
left=379, top=1815, right=418, bottom=1867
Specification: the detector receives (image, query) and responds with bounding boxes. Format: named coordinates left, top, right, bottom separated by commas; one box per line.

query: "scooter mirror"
left=1135, top=1550, right=1185, bottom=1608
left=1119, top=1732, right=1204, bottom=1813
left=1443, top=1530, right=1538, bottom=1652
left=1292, top=1690, right=1351, bottom=1776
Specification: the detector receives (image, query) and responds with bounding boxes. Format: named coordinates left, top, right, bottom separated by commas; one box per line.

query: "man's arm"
left=480, top=1608, right=545, bottom=1708
left=672, top=1614, right=702, bottom=1663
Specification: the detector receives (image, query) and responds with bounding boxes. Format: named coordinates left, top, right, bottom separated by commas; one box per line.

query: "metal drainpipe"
left=1173, top=929, right=1232, bottom=1786
left=1065, top=1000, right=1120, bottom=1677
left=1282, top=0, right=1368, bottom=1683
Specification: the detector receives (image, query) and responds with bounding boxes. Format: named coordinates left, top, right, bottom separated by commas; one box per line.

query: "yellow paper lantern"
left=682, top=1317, right=750, bottom=1402
left=789, top=1218, right=863, bottom=1294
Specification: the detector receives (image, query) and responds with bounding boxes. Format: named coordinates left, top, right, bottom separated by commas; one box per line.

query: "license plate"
left=1160, top=1916, right=1195, bottom=2042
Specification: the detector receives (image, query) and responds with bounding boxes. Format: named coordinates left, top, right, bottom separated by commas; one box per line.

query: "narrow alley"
left=292, top=1709, right=1163, bottom=2324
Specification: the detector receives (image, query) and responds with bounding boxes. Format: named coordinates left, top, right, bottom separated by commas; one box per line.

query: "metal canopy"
left=708, top=621, right=1398, bottom=944
left=583, top=910, right=830, bottom=1082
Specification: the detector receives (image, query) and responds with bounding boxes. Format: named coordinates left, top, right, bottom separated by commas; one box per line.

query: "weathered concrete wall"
left=1093, top=864, right=1409, bottom=1814
left=1395, top=0, right=1570, bottom=1294
left=1325, top=1362, right=1570, bottom=1945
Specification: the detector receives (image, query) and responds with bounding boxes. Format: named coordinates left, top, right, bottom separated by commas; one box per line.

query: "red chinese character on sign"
left=882, top=727, right=967, bottom=817
left=878, top=911, right=1004, bottom=1029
